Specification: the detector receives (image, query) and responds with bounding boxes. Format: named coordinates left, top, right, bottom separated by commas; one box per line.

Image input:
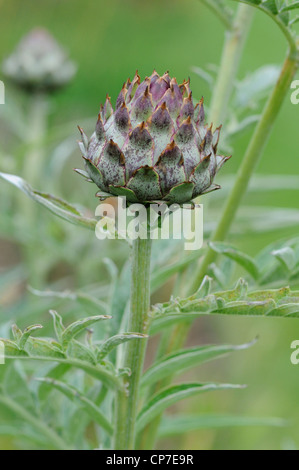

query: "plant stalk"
left=191, top=49, right=299, bottom=293
left=23, top=92, right=49, bottom=196
left=21, top=92, right=49, bottom=286
left=208, top=3, right=254, bottom=126
left=114, top=236, right=152, bottom=450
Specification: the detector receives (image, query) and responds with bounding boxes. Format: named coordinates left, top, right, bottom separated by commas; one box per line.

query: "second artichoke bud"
left=2, top=28, right=76, bottom=93
left=77, top=71, right=230, bottom=204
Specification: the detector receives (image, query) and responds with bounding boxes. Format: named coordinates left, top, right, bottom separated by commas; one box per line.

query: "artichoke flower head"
left=2, top=28, right=76, bottom=93
left=77, top=71, right=230, bottom=205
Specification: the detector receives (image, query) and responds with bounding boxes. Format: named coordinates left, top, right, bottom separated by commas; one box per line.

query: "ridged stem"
left=208, top=3, right=254, bottom=126
left=190, top=49, right=299, bottom=293
left=114, top=236, right=152, bottom=450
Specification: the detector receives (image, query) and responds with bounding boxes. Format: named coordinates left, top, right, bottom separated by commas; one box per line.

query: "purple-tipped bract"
left=77, top=71, right=230, bottom=204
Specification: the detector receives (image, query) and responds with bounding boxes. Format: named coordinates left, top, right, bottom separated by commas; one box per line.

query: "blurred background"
left=0, top=0, right=299, bottom=450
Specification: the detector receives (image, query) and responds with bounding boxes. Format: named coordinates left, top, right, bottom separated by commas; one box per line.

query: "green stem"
left=208, top=3, right=254, bottom=126
left=21, top=92, right=49, bottom=286
left=191, top=49, right=299, bottom=293
left=23, top=92, right=48, bottom=202
left=114, top=236, right=152, bottom=450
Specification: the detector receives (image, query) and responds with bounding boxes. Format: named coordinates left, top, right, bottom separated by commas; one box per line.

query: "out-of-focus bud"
left=2, top=28, right=77, bottom=93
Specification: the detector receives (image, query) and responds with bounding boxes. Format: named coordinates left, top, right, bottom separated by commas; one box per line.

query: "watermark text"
left=95, top=197, right=203, bottom=251
left=291, top=80, right=299, bottom=105
left=0, top=340, right=5, bottom=365
left=291, top=340, right=299, bottom=365
left=0, top=80, right=5, bottom=104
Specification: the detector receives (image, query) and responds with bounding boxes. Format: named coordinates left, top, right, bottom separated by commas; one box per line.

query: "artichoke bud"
left=2, top=28, right=76, bottom=93
left=77, top=71, right=230, bottom=204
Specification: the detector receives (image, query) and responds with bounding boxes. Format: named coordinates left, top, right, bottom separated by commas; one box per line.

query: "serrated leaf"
left=246, top=286, right=293, bottom=302
left=0, top=339, right=28, bottom=357
left=19, top=324, right=43, bottom=349
left=97, top=333, right=147, bottom=360
left=4, top=348, right=120, bottom=389
left=215, top=299, right=277, bottom=316
left=209, top=242, right=260, bottom=279
left=26, top=337, right=65, bottom=358
left=0, top=172, right=97, bottom=230
left=137, top=383, right=245, bottom=432
left=152, top=280, right=299, bottom=320
left=141, top=340, right=256, bottom=389
left=215, top=278, right=248, bottom=302
left=158, top=414, right=286, bottom=437
left=62, top=315, right=111, bottom=348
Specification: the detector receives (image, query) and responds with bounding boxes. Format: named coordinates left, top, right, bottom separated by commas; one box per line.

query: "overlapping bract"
left=78, top=71, right=230, bottom=204
left=2, top=28, right=76, bottom=92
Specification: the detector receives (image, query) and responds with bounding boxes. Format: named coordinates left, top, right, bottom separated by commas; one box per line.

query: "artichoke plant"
left=2, top=28, right=76, bottom=93
left=77, top=71, right=230, bottom=204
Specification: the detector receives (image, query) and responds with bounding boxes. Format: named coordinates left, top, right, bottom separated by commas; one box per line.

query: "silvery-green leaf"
left=137, top=383, right=245, bottom=432
left=62, top=315, right=111, bottom=347
left=0, top=172, right=97, bottom=230
left=141, top=340, right=256, bottom=389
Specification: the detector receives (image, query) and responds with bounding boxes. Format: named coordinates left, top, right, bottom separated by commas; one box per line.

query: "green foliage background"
left=0, top=0, right=299, bottom=450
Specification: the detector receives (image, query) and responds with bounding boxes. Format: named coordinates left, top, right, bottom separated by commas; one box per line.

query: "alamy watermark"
left=0, top=340, right=5, bottom=365
left=0, top=80, right=5, bottom=104
left=290, top=340, right=299, bottom=365
left=95, top=197, right=203, bottom=251
left=290, top=80, right=299, bottom=105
